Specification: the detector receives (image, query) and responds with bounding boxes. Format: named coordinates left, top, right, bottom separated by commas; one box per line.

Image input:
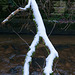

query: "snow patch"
left=11, top=11, right=15, bottom=15
left=2, top=19, right=8, bottom=23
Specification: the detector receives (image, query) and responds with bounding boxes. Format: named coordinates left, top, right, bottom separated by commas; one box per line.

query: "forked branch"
left=1, top=0, right=59, bottom=75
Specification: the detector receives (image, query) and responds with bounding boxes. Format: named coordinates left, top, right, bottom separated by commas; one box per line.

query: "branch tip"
left=1, top=19, right=8, bottom=24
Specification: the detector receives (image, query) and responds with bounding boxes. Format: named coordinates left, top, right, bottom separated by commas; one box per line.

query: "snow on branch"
left=2, top=0, right=59, bottom=75
left=23, top=0, right=59, bottom=75
left=1, top=0, right=31, bottom=24
left=2, top=8, right=20, bottom=24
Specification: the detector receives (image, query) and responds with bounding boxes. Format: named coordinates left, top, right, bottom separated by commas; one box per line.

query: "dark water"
left=0, top=34, right=75, bottom=75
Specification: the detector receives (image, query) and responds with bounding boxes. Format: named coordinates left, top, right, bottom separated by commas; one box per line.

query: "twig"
left=13, top=0, right=19, bottom=7
left=35, top=61, right=43, bottom=72
left=24, top=23, right=35, bottom=35
left=40, top=0, right=48, bottom=19
left=48, top=22, right=56, bottom=36
left=19, top=23, right=26, bottom=33
left=30, top=29, right=35, bottom=35
left=61, top=23, right=69, bottom=30
left=18, top=0, right=22, bottom=6
left=53, top=59, right=60, bottom=75
left=61, top=23, right=71, bottom=31
left=1, top=7, right=22, bottom=24
left=22, top=0, right=23, bottom=5
left=53, top=59, right=58, bottom=72
left=65, top=23, right=71, bottom=31
left=12, top=29, right=29, bottom=47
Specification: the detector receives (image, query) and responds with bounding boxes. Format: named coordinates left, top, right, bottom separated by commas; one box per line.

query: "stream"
left=0, top=34, right=75, bottom=75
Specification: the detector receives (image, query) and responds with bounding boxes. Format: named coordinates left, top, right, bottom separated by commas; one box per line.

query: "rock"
left=9, top=65, right=23, bottom=74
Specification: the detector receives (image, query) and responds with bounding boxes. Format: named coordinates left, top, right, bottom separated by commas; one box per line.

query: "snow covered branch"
left=23, top=0, right=59, bottom=75
left=2, top=0, right=59, bottom=75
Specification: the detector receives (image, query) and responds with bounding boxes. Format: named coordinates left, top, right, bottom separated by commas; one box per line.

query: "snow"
left=24, top=0, right=31, bottom=10
left=23, top=56, right=31, bottom=75
left=23, top=33, right=39, bottom=75
left=23, top=0, right=59, bottom=75
left=2, top=19, right=8, bottom=23
left=11, top=11, right=15, bottom=15
left=31, top=0, right=46, bottom=35
left=2, top=0, right=59, bottom=74
left=1, top=0, right=59, bottom=74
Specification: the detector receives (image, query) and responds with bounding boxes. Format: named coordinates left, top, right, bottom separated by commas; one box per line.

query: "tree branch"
left=1, top=0, right=31, bottom=24
left=1, top=8, right=21, bottom=24
left=12, top=29, right=29, bottom=47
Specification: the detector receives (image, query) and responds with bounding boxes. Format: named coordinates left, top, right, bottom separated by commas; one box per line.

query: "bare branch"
left=65, top=23, right=71, bottom=31
left=12, top=29, right=29, bottom=47
left=1, top=8, right=22, bottom=24
left=48, top=22, right=56, bottom=36
left=1, top=0, right=31, bottom=24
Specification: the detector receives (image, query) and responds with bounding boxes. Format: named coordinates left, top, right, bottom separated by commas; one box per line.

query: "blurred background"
left=0, top=0, right=75, bottom=75
left=0, top=0, right=75, bottom=35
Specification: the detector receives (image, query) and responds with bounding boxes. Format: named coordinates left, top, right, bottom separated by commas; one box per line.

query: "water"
left=0, top=34, right=75, bottom=75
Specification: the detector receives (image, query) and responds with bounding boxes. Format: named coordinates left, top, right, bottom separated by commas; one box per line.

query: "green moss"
left=31, top=51, right=35, bottom=57
left=34, top=20, right=38, bottom=32
left=43, top=73, right=45, bottom=75
left=50, top=72, right=53, bottom=75
left=39, top=37, right=43, bottom=42
left=45, top=46, right=50, bottom=55
left=29, top=60, right=32, bottom=65
left=42, top=41, right=50, bottom=55
left=32, top=11, right=39, bottom=33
